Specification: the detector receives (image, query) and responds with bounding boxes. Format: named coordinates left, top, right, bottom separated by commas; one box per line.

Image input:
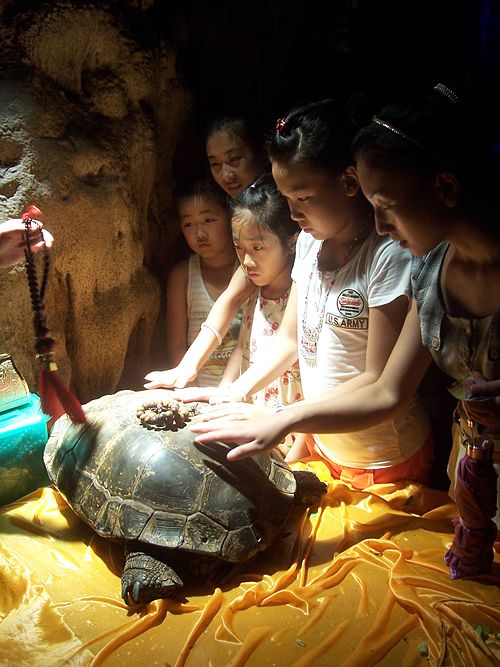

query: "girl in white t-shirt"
left=189, top=99, right=433, bottom=488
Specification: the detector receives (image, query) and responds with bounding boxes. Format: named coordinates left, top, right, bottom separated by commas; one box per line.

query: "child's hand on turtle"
left=171, top=385, right=221, bottom=403
left=144, top=364, right=197, bottom=389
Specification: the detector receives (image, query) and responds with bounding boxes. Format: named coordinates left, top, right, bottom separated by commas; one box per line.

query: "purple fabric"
left=444, top=454, right=498, bottom=579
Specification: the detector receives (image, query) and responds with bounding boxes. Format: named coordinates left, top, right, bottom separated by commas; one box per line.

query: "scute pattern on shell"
left=44, top=389, right=298, bottom=563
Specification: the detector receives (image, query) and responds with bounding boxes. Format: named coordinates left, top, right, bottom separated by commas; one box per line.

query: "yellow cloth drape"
left=1, top=461, right=499, bottom=667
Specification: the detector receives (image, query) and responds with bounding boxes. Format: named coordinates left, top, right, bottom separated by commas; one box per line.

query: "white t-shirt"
left=291, top=231, right=429, bottom=469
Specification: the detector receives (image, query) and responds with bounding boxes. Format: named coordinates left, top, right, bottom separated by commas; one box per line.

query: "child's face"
left=356, top=155, right=450, bottom=257
left=232, top=216, right=291, bottom=289
left=178, top=196, right=233, bottom=258
left=272, top=161, right=358, bottom=240
left=206, top=130, right=264, bottom=198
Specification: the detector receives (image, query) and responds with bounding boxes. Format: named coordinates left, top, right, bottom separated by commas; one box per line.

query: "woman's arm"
left=189, top=301, right=432, bottom=459
left=145, top=266, right=254, bottom=388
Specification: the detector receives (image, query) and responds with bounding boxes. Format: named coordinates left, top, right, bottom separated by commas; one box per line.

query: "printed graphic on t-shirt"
left=325, top=288, right=368, bottom=330
left=326, top=314, right=368, bottom=329
left=336, top=289, right=365, bottom=318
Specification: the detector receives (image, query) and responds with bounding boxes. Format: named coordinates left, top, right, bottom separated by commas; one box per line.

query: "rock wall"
left=0, top=0, right=192, bottom=401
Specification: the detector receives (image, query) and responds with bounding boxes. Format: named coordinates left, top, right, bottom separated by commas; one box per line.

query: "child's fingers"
left=226, top=442, right=262, bottom=461
left=144, top=370, right=161, bottom=381
left=144, top=370, right=178, bottom=388
left=144, top=381, right=164, bottom=389
left=144, top=374, right=172, bottom=389
left=191, top=404, right=249, bottom=422
left=209, top=390, right=246, bottom=405
left=172, top=387, right=213, bottom=402
left=190, top=419, right=277, bottom=458
left=174, top=370, right=197, bottom=388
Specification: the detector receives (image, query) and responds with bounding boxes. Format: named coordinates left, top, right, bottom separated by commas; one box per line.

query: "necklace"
left=300, top=219, right=371, bottom=363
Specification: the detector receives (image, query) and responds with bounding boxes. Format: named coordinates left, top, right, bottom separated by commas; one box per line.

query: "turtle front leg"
left=122, top=543, right=183, bottom=604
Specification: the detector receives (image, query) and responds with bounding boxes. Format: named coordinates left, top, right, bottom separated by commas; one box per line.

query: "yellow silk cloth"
left=1, top=461, right=499, bottom=667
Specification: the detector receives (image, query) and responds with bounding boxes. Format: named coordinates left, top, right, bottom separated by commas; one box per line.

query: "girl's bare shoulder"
left=167, top=256, right=191, bottom=289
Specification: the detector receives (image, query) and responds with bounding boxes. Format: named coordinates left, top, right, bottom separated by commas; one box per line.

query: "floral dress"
left=240, top=289, right=302, bottom=408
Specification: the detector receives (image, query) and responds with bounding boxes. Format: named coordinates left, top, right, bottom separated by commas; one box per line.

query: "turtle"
left=44, top=389, right=326, bottom=604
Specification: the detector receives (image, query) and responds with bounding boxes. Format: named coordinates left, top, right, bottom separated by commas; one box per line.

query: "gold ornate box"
left=0, top=353, right=30, bottom=413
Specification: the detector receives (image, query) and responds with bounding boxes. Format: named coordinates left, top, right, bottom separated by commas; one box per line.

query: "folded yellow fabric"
left=0, top=461, right=498, bottom=667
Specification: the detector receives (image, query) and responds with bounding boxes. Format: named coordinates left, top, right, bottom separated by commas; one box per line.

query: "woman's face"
left=356, top=155, right=451, bottom=256
left=271, top=161, right=356, bottom=241
left=206, top=130, right=265, bottom=198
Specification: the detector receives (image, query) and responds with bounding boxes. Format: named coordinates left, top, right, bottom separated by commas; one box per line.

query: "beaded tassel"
left=22, top=205, right=87, bottom=425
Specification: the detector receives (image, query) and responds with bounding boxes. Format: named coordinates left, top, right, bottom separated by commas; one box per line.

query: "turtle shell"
left=44, top=389, right=297, bottom=563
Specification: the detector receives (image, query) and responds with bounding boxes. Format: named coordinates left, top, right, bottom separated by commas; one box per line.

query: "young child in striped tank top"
left=146, top=177, right=241, bottom=387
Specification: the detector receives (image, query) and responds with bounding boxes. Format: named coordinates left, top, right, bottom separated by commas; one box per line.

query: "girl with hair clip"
left=189, top=99, right=433, bottom=486
left=145, top=116, right=269, bottom=390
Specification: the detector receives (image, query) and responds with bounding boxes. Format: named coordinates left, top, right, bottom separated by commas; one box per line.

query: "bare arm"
left=220, top=332, right=244, bottom=385
left=314, top=294, right=410, bottom=397
left=190, top=301, right=432, bottom=459
left=210, top=292, right=408, bottom=405
left=145, top=266, right=254, bottom=388
left=282, top=299, right=431, bottom=433
left=165, top=261, right=189, bottom=367
left=225, top=284, right=299, bottom=400
left=174, top=284, right=299, bottom=403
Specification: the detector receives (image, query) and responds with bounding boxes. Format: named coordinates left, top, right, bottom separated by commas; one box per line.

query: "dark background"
left=150, top=0, right=498, bottom=153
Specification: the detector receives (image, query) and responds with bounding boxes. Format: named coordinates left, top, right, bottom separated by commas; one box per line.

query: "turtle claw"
left=122, top=549, right=183, bottom=604
left=121, top=581, right=138, bottom=606
left=132, top=581, right=142, bottom=604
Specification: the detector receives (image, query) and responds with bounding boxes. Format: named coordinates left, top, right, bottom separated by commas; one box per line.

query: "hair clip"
left=433, top=83, right=459, bottom=104
left=372, top=115, right=444, bottom=164
left=276, top=117, right=287, bottom=135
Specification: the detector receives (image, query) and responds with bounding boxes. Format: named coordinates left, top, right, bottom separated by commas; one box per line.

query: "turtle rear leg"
left=122, top=543, right=183, bottom=605
left=292, top=469, right=327, bottom=506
